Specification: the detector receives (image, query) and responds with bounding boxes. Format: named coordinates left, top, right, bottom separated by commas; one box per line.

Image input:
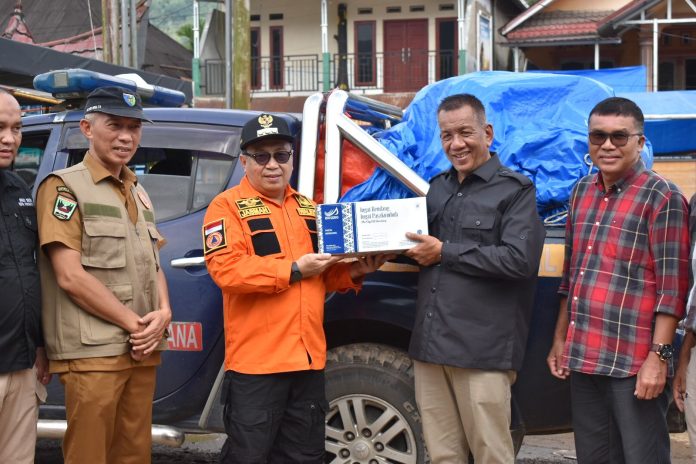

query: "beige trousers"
left=60, top=365, right=157, bottom=464
left=686, top=345, right=696, bottom=460
left=0, top=368, right=41, bottom=464
left=414, top=360, right=515, bottom=464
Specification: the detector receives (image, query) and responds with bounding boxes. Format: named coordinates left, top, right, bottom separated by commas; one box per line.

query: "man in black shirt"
left=0, top=90, right=51, bottom=463
left=405, top=93, right=545, bottom=463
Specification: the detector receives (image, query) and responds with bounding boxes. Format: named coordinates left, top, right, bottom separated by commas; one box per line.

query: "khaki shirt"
left=37, top=152, right=143, bottom=251
left=36, top=152, right=163, bottom=372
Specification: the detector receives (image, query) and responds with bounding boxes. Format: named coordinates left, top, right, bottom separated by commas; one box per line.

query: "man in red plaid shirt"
left=547, top=97, right=690, bottom=464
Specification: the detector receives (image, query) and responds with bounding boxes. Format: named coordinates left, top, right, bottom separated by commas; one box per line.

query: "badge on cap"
left=123, top=93, right=136, bottom=107
left=258, top=114, right=273, bottom=128
left=53, top=194, right=78, bottom=221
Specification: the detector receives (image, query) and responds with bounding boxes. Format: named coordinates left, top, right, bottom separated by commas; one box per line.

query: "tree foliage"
left=150, top=0, right=217, bottom=47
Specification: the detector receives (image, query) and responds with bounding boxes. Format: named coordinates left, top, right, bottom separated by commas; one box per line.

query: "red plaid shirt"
left=559, top=160, right=690, bottom=377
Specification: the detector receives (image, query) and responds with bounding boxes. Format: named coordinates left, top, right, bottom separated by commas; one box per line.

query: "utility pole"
left=110, top=0, right=120, bottom=65
left=224, top=0, right=232, bottom=108
left=458, top=0, right=468, bottom=75
left=232, top=0, right=250, bottom=109
left=102, top=0, right=111, bottom=63
left=335, top=4, right=348, bottom=90
left=121, top=0, right=130, bottom=67
left=118, top=0, right=138, bottom=68
left=192, top=0, right=201, bottom=97
left=130, top=0, right=137, bottom=67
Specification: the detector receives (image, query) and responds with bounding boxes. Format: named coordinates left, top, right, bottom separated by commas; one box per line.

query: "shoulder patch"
left=499, top=169, right=532, bottom=186
left=53, top=194, right=78, bottom=221
left=294, top=193, right=316, bottom=217
left=203, top=218, right=227, bottom=255
left=235, top=197, right=271, bottom=219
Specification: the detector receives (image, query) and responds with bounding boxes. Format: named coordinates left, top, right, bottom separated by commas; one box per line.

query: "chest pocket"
left=19, top=206, right=37, bottom=231
left=82, top=219, right=127, bottom=268
left=0, top=204, right=37, bottom=265
left=245, top=217, right=282, bottom=257
left=460, top=214, right=497, bottom=245
left=16, top=207, right=38, bottom=262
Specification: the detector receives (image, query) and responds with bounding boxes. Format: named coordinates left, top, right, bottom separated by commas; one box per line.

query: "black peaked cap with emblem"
left=240, top=113, right=294, bottom=150
left=84, top=86, right=152, bottom=123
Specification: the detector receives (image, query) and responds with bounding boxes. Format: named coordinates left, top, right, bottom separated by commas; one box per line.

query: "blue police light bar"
left=33, top=68, right=186, bottom=107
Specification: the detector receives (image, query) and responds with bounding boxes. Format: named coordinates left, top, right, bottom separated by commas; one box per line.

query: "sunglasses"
left=588, top=131, right=642, bottom=147
left=242, top=150, right=293, bottom=165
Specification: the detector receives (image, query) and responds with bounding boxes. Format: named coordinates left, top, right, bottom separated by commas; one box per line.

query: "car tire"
left=325, top=343, right=428, bottom=464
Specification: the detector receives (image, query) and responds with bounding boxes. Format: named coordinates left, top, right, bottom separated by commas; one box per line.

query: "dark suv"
left=21, top=97, right=572, bottom=464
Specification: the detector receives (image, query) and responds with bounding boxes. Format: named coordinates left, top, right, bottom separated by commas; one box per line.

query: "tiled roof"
left=0, top=0, right=102, bottom=44
left=0, top=0, right=191, bottom=79
left=43, top=31, right=104, bottom=57
left=2, top=2, right=34, bottom=43
left=507, top=10, right=612, bottom=41
left=502, top=0, right=663, bottom=44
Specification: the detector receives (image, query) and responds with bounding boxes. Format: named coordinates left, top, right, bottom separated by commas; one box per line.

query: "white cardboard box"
left=316, top=197, right=428, bottom=255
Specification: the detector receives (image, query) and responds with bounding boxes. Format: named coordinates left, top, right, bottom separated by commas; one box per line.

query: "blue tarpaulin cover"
left=618, top=90, right=696, bottom=155
left=341, top=71, right=655, bottom=221
left=531, top=66, right=648, bottom=93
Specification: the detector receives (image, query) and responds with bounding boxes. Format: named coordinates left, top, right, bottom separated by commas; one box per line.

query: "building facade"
left=198, top=0, right=526, bottom=100
left=501, top=0, right=696, bottom=91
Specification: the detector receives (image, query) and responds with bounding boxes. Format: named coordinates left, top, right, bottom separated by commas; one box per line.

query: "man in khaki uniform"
left=36, top=87, right=171, bottom=464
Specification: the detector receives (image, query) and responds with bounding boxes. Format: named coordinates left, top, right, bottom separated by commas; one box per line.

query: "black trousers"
left=219, top=369, right=328, bottom=464
left=571, top=372, right=670, bottom=464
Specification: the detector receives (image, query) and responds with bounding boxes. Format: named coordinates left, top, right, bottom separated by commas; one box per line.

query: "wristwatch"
left=651, top=343, right=674, bottom=362
left=290, top=261, right=303, bottom=283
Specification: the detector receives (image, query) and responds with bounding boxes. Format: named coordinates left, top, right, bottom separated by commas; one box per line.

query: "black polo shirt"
left=408, top=154, right=546, bottom=371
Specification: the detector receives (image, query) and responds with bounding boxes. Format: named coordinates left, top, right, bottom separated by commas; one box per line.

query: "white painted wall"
left=250, top=0, right=498, bottom=58
left=250, top=0, right=323, bottom=57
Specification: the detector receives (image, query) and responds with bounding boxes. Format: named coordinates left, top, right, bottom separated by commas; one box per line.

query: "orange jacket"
left=203, top=177, right=359, bottom=374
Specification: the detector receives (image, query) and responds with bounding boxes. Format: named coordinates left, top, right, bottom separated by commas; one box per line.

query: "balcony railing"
left=203, top=54, right=322, bottom=96
left=202, top=50, right=459, bottom=97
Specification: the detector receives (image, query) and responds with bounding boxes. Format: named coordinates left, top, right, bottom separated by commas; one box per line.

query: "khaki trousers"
left=686, top=345, right=696, bottom=460
left=60, top=365, right=157, bottom=464
left=414, top=360, right=515, bottom=464
left=0, top=368, right=41, bottom=464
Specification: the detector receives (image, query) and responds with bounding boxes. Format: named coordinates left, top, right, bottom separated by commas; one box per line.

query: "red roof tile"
left=506, top=10, right=612, bottom=42
left=503, top=0, right=663, bottom=44
left=2, top=2, right=33, bottom=44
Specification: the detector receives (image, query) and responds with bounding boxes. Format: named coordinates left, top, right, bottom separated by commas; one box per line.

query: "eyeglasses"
left=588, top=131, right=642, bottom=147
left=242, top=150, right=293, bottom=165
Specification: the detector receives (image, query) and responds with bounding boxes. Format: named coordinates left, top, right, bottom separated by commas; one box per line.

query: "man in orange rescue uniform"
left=203, top=114, right=388, bottom=463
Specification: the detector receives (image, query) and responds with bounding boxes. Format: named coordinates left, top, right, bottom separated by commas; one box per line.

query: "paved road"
left=36, top=434, right=226, bottom=464
left=519, top=432, right=692, bottom=463
left=36, top=432, right=693, bottom=463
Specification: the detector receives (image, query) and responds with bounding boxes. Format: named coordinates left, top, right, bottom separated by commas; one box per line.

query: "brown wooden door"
left=383, top=19, right=428, bottom=92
